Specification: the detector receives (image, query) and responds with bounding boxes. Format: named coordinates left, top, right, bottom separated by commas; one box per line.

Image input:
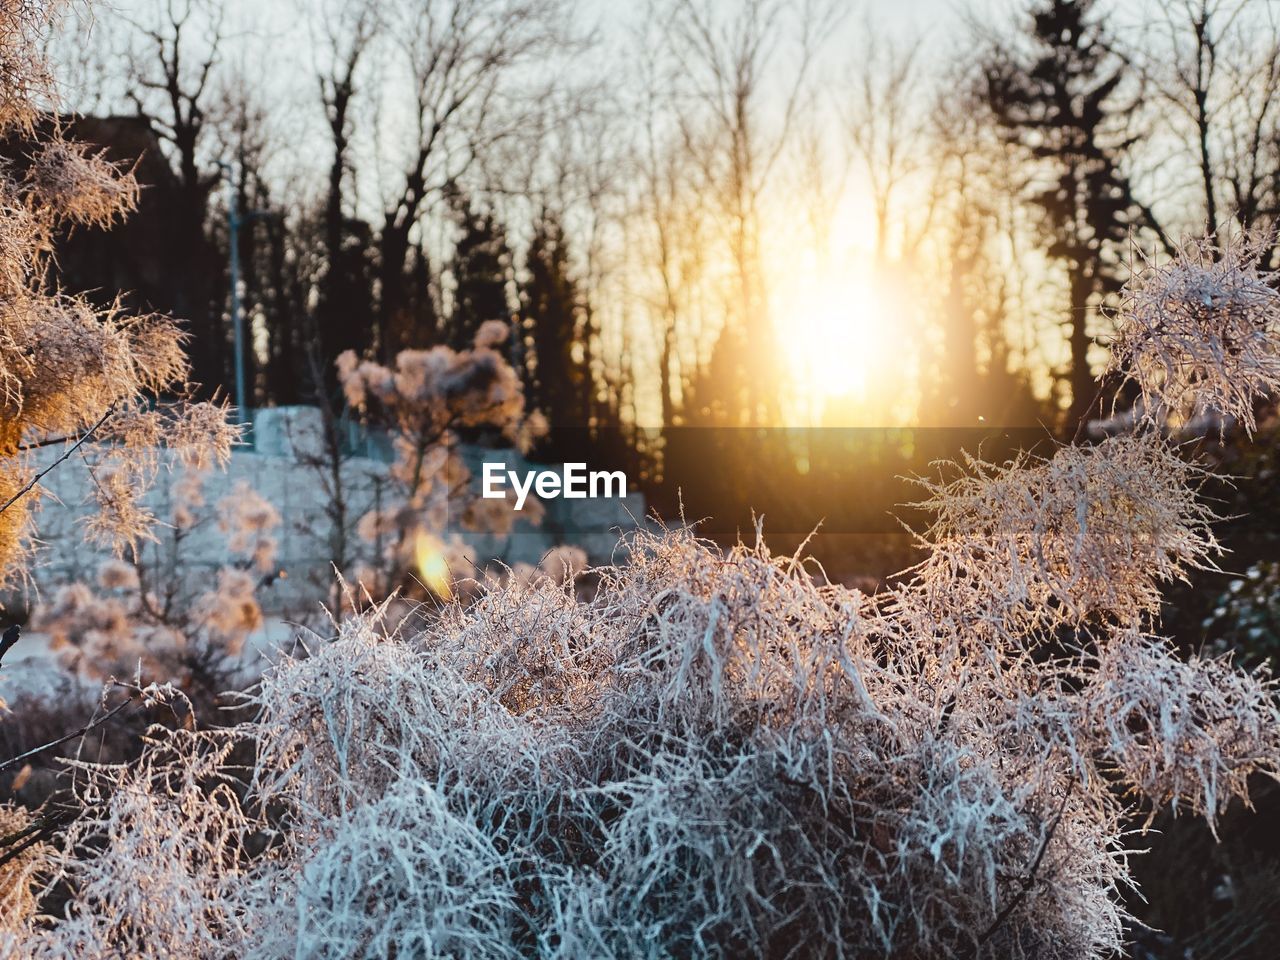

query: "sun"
left=779, top=264, right=892, bottom=409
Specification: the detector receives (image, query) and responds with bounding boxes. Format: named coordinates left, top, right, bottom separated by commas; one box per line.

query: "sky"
left=66, top=0, right=1015, bottom=193
left=59, top=0, right=1199, bottom=428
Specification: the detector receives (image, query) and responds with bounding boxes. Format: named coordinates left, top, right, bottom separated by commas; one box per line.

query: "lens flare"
left=414, top=532, right=453, bottom=599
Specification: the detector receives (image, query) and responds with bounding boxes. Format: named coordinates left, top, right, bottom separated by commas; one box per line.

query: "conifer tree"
left=446, top=187, right=514, bottom=351
left=982, top=0, right=1140, bottom=429
left=520, top=211, right=590, bottom=457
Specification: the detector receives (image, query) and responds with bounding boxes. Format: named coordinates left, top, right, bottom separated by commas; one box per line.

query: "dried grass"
left=26, top=517, right=1276, bottom=958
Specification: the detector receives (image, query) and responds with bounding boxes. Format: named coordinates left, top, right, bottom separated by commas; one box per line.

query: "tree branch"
left=0, top=406, right=115, bottom=518
left=977, top=779, right=1075, bottom=948
left=0, top=689, right=141, bottom=775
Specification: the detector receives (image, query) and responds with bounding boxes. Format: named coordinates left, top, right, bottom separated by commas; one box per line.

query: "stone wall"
left=27, top=407, right=648, bottom=617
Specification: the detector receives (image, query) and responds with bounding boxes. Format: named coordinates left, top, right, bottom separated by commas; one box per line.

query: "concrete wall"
left=28, top=407, right=648, bottom=616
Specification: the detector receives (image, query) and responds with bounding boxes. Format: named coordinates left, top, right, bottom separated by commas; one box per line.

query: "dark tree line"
left=32, top=0, right=1280, bottom=485
left=31, top=0, right=635, bottom=472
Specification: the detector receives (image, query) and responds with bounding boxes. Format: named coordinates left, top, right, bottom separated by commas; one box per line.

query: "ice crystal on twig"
left=1108, top=234, right=1280, bottom=434
left=911, top=433, right=1219, bottom=632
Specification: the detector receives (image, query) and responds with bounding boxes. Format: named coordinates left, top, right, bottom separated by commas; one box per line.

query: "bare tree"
left=655, top=0, right=842, bottom=427
left=507, top=84, right=626, bottom=439
left=1130, top=0, right=1280, bottom=249
left=842, top=29, right=936, bottom=267
left=372, top=0, right=574, bottom=356
left=925, top=69, right=1043, bottom=426
left=125, top=0, right=222, bottom=205
left=632, top=21, right=705, bottom=432
left=310, top=0, right=380, bottom=369
left=1201, top=1, right=1280, bottom=260
left=122, top=0, right=226, bottom=389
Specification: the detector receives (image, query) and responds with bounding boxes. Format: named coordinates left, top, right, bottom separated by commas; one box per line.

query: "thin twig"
left=0, top=804, right=80, bottom=868
left=1071, top=379, right=1110, bottom=443
left=16, top=434, right=77, bottom=451
left=977, top=779, right=1075, bottom=947
left=0, top=690, right=140, bottom=774
left=0, top=406, right=115, bottom=517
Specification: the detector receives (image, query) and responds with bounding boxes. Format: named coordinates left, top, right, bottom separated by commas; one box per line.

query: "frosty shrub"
left=910, top=433, right=1219, bottom=632
left=20, top=239, right=1280, bottom=959
left=24, top=725, right=259, bottom=957
left=37, top=470, right=280, bottom=690
left=24, top=512, right=1278, bottom=959
left=0, top=0, right=237, bottom=587
left=337, top=320, right=547, bottom=598
left=1108, top=234, right=1280, bottom=434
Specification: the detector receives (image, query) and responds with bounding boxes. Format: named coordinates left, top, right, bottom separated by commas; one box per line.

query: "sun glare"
left=780, top=265, right=892, bottom=412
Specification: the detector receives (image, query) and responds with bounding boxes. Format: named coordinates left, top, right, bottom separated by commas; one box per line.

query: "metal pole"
left=225, top=163, right=247, bottom=424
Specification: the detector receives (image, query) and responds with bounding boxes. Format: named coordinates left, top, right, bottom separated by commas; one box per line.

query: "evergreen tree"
left=316, top=211, right=377, bottom=375
left=520, top=211, right=591, bottom=458
left=404, top=240, right=440, bottom=349
left=982, top=0, right=1140, bottom=429
left=446, top=187, right=514, bottom=351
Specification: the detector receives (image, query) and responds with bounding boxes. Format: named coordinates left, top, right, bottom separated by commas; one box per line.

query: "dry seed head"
left=912, top=433, right=1219, bottom=630
left=24, top=138, right=139, bottom=228
left=1108, top=234, right=1280, bottom=434
left=1085, top=629, right=1280, bottom=829
left=0, top=0, right=213, bottom=587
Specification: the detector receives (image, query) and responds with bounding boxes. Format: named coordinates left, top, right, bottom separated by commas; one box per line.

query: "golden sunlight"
left=779, top=263, right=893, bottom=409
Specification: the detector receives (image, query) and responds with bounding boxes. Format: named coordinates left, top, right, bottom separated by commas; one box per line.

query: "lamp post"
left=220, top=161, right=278, bottom=432
left=222, top=162, right=246, bottom=424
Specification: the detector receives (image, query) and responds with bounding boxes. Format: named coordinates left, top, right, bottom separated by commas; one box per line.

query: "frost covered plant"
left=474, top=544, right=590, bottom=597
left=26, top=729, right=263, bottom=960
left=28, top=521, right=1275, bottom=960
left=38, top=470, right=279, bottom=687
left=1086, top=630, right=1280, bottom=828
left=15, top=240, right=1280, bottom=956
left=287, top=781, right=526, bottom=959
left=0, top=1, right=238, bottom=587
left=0, top=802, right=48, bottom=939
left=911, top=433, right=1219, bottom=633
left=337, top=320, right=546, bottom=598
left=1107, top=233, right=1280, bottom=434
left=533, top=544, right=588, bottom=584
